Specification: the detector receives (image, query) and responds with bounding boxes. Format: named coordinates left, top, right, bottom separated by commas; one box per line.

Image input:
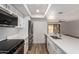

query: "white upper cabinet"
left=0, top=4, right=26, bottom=28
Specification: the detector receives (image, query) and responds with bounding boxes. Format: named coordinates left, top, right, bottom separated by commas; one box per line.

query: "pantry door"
left=33, top=21, right=47, bottom=43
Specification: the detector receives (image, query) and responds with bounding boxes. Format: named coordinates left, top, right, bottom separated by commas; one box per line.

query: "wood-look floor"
left=27, top=44, right=48, bottom=54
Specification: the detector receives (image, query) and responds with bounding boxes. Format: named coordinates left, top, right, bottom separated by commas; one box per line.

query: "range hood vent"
left=0, top=6, right=18, bottom=27
left=0, top=6, right=17, bottom=18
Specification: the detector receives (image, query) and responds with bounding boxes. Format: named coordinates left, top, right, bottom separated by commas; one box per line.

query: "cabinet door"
left=47, top=37, right=56, bottom=54
left=47, top=36, right=66, bottom=54
left=47, top=37, right=50, bottom=53
left=55, top=45, right=65, bottom=54
left=50, top=41, right=57, bottom=54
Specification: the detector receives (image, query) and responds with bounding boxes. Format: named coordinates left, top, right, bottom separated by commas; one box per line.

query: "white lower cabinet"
left=47, top=37, right=65, bottom=54
left=55, top=45, right=65, bottom=54
left=47, top=37, right=56, bottom=54
left=24, top=38, right=28, bottom=54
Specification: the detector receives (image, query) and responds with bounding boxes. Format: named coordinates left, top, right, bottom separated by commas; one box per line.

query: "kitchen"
left=0, top=4, right=79, bottom=54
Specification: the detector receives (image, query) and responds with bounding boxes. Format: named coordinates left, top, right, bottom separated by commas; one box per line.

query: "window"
left=48, top=24, right=53, bottom=33
left=48, top=24, right=60, bottom=33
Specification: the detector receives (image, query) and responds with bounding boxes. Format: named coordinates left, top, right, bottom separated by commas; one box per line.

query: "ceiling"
left=46, top=4, right=79, bottom=22
left=11, top=4, right=29, bottom=17
left=11, top=4, right=79, bottom=22
left=24, top=4, right=49, bottom=18
left=27, top=4, right=48, bottom=16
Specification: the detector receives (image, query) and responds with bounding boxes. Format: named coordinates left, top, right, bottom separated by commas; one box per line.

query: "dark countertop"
left=0, top=39, right=24, bottom=54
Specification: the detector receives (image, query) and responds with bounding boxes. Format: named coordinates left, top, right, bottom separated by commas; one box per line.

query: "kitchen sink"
left=51, top=36, right=61, bottom=39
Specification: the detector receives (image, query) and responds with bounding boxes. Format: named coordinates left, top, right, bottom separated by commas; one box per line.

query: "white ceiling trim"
left=31, top=15, right=44, bottom=18
left=43, top=4, right=52, bottom=17
left=24, top=4, right=51, bottom=18
left=24, top=4, right=44, bottom=18
left=24, top=4, right=32, bottom=17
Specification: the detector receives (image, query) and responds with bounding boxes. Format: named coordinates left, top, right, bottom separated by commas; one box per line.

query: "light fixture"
left=58, top=12, right=63, bottom=14
left=36, top=9, right=40, bottom=13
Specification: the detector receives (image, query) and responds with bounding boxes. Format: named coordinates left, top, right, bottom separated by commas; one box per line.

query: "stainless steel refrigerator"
left=28, top=20, right=33, bottom=50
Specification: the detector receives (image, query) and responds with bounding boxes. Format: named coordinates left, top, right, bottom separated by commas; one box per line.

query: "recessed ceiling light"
left=58, top=12, right=63, bottom=14
left=36, top=9, right=40, bottom=13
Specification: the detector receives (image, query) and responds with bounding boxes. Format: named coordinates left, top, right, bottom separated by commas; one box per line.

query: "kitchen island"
left=45, top=34, right=79, bottom=54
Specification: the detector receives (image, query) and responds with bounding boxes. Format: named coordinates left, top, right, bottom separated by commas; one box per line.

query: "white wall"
left=61, top=20, right=79, bottom=37
left=32, top=18, right=47, bottom=43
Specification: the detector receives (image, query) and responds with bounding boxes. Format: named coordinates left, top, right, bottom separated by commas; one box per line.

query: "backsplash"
left=0, top=27, right=18, bottom=41
left=0, top=17, right=29, bottom=41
